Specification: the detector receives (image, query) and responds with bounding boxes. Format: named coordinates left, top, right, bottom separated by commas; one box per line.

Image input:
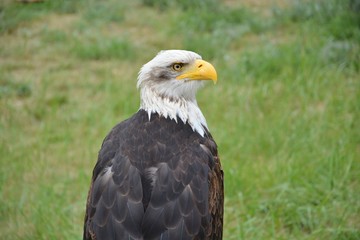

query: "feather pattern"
left=139, top=86, right=208, bottom=137
left=83, top=110, right=223, bottom=240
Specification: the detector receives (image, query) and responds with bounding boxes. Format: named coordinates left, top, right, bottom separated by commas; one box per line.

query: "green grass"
left=0, top=0, right=359, bottom=239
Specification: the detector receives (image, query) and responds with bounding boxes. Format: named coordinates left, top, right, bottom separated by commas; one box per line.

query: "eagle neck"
left=139, top=86, right=208, bottom=137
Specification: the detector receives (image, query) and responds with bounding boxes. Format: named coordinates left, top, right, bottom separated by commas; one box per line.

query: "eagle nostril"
left=198, top=64, right=203, bottom=68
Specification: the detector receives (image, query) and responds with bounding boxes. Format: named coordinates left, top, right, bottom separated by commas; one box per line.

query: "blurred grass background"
left=0, top=0, right=359, bottom=239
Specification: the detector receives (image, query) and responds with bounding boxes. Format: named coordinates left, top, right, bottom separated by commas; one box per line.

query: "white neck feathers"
left=139, top=86, right=208, bottom=137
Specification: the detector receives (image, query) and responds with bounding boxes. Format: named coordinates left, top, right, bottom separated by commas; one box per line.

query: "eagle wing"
left=140, top=130, right=223, bottom=239
left=141, top=149, right=210, bottom=239
left=83, top=130, right=145, bottom=240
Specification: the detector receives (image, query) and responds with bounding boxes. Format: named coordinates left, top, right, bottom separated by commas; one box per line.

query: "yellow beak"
left=176, top=59, right=218, bottom=84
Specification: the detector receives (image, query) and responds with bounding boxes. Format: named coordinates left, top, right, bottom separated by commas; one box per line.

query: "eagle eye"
left=172, top=63, right=183, bottom=71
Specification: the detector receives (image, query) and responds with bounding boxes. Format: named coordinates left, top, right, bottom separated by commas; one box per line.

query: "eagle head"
left=137, top=50, right=218, bottom=136
left=137, top=50, right=217, bottom=100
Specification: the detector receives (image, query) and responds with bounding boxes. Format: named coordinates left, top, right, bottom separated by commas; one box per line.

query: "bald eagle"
left=83, top=50, right=223, bottom=240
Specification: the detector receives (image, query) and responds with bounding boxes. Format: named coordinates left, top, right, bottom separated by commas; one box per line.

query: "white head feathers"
left=137, top=50, right=210, bottom=136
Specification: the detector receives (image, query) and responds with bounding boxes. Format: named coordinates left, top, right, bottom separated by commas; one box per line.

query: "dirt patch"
left=38, top=13, right=79, bottom=32
left=224, top=0, right=290, bottom=17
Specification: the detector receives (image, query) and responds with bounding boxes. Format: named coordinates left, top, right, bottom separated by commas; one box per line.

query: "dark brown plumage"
left=83, top=110, right=223, bottom=240
left=83, top=50, right=223, bottom=240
